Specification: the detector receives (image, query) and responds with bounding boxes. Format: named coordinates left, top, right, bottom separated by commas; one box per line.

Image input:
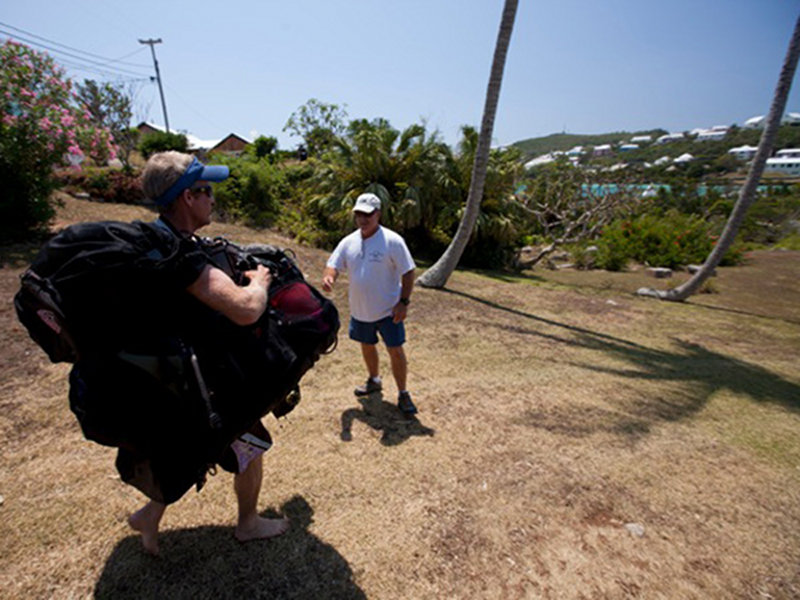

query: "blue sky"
left=2, top=1, right=798, bottom=150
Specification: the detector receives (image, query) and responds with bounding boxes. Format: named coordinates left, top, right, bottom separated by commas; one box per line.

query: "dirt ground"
left=1, top=196, right=799, bottom=599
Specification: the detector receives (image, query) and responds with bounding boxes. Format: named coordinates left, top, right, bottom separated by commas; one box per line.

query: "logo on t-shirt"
left=367, top=250, right=384, bottom=263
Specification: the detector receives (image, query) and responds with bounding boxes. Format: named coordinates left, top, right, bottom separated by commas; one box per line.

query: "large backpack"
left=15, top=220, right=339, bottom=503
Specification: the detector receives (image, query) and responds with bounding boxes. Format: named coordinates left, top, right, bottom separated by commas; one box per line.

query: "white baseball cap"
left=352, top=193, right=381, bottom=214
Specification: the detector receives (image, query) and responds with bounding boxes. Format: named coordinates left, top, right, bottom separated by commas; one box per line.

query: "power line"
left=54, top=57, right=152, bottom=83
left=164, top=81, right=228, bottom=133
left=0, top=21, right=150, bottom=68
left=0, top=29, right=151, bottom=79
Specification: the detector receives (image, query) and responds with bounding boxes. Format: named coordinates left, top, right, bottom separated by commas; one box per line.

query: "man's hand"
left=322, top=267, right=337, bottom=293
left=391, top=301, right=408, bottom=323
left=244, top=264, right=271, bottom=290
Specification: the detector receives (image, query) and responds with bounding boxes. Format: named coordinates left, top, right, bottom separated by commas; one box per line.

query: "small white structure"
left=744, top=115, right=765, bottom=129
left=593, top=144, right=612, bottom=156
left=619, top=144, right=639, bottom=152
left=728, top=145, right=758, bottom=161
left=673, top=153, right=694, bottom=163
left=641, top=185, right=658, bottom=198
left=524, top=153, right=557, bottom=169
left=631, top=135, right=652, bottom=143
left=654, top=156, right=672, bottom=166
left=566, top=145, right=584, bottom=156
left=765, top=157, right=800, bottom=175
left=781, top=112, right=800, bottom=125
left=655, top=132, right=685, bottom=144
left=186, top=133, right=221, bottom=151
left=775, top=148, right=800, bottom=158
left=696, top=129, right=727, bottom=142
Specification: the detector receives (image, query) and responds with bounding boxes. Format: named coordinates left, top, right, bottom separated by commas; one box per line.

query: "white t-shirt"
left=327, top=225, right=416, bottom=322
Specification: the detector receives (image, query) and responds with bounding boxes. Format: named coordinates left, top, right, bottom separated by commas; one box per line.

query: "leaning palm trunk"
left=418, top=0, right=518, bottom=288
left=638, top=15, right=800, bottom=301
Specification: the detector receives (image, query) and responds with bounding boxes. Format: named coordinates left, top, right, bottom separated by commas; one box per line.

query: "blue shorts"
left=349, top=316, right=405, bottom=347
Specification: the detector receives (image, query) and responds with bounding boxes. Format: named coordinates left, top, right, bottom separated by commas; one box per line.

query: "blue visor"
left=154, top=157, right=229, bottom=206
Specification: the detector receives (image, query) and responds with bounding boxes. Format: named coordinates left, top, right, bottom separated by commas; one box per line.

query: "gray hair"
left=141, top=151, right=194, bottom=211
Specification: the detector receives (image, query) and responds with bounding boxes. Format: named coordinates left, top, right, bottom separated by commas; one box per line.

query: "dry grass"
left=1, top=195, right=799, bottom=599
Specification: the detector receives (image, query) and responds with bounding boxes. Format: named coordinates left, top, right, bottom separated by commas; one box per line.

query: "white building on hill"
left=744, top=115, right=765, bottom=129
left=765, top=156, right=800, bottom=175
left=524, top=153, right=557, bottom=169
left=655, top=132, right=685, bottom=144
left=696, top=129, right=727, bottom=142
left=776, top=148, right=800, bottom=158
left=781, top=112, right=800, bottom=125
left=673, top=153, right=694, bottom=163
left=631, top=135, right=652, bottom=143
left=593, top=144, right=612, bottom=156
left=728, top=145, right=758, bottom=161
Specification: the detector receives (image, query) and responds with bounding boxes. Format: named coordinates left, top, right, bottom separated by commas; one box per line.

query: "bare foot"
left=128, top=502, right=165, bottom=555
left=235, top=516, right=290, bottom=542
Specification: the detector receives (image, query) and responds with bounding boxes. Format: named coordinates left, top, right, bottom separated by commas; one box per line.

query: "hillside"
left=2, top=196, right=799, bottom=598
left=512, top=125, right=800, bottom=175
left=511, top=130, right=665, bottom=157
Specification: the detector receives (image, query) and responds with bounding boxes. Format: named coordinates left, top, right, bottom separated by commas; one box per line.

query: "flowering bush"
left=0, top=40, right=117, bottom=240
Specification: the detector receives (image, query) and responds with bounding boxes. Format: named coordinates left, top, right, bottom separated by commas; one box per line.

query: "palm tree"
left=638, top=15, right=800, bottom=301
left=305, top=118, right=445, bottom=236
left=418, top=0, right=519, bottom=288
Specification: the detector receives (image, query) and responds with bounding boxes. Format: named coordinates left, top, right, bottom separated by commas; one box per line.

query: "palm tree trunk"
left=638, top=14, right=800, bottom=301
left=418, top=0, right=519, bottom=288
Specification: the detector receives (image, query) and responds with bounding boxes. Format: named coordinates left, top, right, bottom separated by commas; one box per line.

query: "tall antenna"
left=138, top=38, right=170, bottom=132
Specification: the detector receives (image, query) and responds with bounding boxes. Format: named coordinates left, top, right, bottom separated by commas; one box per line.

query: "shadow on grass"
left=683, top=300, right=800, bottom=326
left=444, top=288, right=800, bottom=439
left=340, top=393, right=435, bottom=446
left=95, top=495, right=365, bottom=600
left=0, top=240, right=46, bottom=269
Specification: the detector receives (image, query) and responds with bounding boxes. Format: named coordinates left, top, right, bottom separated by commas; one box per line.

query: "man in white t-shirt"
left=322, top=193, right=418, bottom=415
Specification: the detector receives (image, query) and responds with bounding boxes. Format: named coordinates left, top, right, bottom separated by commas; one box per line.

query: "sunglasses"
left=190, top=185, right=213, bottom=197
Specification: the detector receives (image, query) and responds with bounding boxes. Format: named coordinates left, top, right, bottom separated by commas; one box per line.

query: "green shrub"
left=55, top=167, right=143, bottom=204
left=773, top=232, right=800, bottom=250
left=137, top=131, right=188, bottom=158
left=212, top=158, right=288, bottom=227
left=596, top=210, right=719, bottom=270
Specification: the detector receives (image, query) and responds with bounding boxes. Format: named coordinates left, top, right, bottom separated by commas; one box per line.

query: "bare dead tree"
left=514, top=166, right=642, bottom=269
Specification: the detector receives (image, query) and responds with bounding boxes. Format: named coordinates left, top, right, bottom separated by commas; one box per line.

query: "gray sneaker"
left=354, top=377, right=382, bottom=396
left=398, top=391, right=417, bottom=415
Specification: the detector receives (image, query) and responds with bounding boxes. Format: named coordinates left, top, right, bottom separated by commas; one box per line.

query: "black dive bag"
left=14, top=220, right=339, bottom=504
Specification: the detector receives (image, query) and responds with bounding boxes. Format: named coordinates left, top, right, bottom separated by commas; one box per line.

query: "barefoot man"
left=128, top=152, right=289, bottom=553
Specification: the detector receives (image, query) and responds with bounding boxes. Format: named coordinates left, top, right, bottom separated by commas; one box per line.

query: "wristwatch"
left=399, top=297, right=410, bottom=306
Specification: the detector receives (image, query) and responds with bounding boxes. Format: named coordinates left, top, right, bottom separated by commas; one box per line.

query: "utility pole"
left=138, top=38, right=170, bottom=132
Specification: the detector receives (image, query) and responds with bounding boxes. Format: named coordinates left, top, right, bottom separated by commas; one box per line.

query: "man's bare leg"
left=128, top=500, right=166, bottom=555
left=387, top=344, right=408, bottom=392
left=234, top=454, right=289, bottom=542
left=360, top=343, right=380, bottom=379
